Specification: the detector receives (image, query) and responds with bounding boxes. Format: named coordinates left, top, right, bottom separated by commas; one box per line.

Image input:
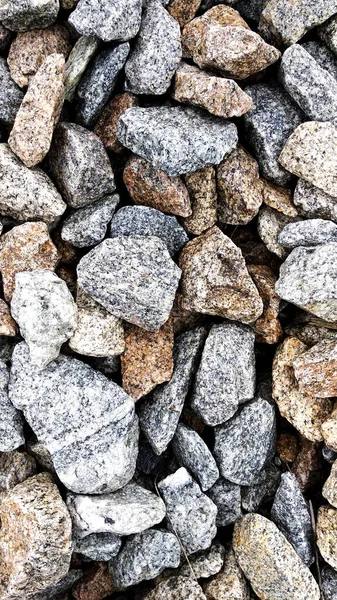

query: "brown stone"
left=94, top=92, right=139, bottom=153
left=203, top=548, right=250, bottom=600
left=291, top=437, right=323, bottom=492
left=272, top=337, right=333, bottom=442
left=168, top=0, right=201, bottom=29
left=181, top=167, right=217, bottom=235
left=248, top=264, right=283, bottom=345
left=121, top=321, right=174, bottom=400
left=7, top=25, right=71, bottom=88
left=61, top=0, right=78, bottom=7
left=217, top=145, right=264, bottom=225
left=322, top=403, right=337, bottom=452
left=0, top=299, right=18, bottom=337
left=172, top=63, right=252, bottom=118
left=293, top=338, right=337, bottom=398
left=123, top=155, right=192, bottom=217
left=53, top=227, right=79, bottom=264
left=56, top=265, right=77, bottom=297
left=0, top=451, right=36, bottom=493
left=180, top=406, right=205, bottom=436
left=277, top=433, right=299, bottom=464
left=0, top=473, right=72, bottom=600
left=72, top=563, right=115, bottom=600
left=317, top=505, right=337, bottom=570
left=323, top=460, right=337, bottom=508
left=8, top=53, right=65, bottom=168
left=178, top=226, right=263, bottom=324
left=262, top=180, right=298, bottom=218
left=239, top=240, right=281, bottom=273
left=0, top=222, right=59, bottom=302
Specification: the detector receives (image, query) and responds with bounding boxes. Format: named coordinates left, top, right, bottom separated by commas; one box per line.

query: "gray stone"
left=243, top=83, right=304, bottom=186
left=11, top=271, right=77, bottom=370
left=0, top=24, right=12, bottom=52
left=0, top=358, right=24, bottom=452
left=74, top=533, right=122, bottom=561
left=302, top=41, right=337, bottom=81
left=241, top=462, right=281, bottom=512
left=76, top=44, right=130, bottom=127
left=172, top=424, right=219, bottom=491
left=139, top=328, right=206, bottom=455
left=214, top=396, right=276, bottom=486
left=278, top=218, right=337, bottom=248
left=179, top=542, right=225, bottom=579
left=323, top=445, right=337, bottom=463
left=64, top=35, right=100, bottom=102
left=235, top=0, right=267, bottom=22
left=61, top=195, right=119, bottom=248
left=271, top=472, right=314, bottom=566
left=91, top=355, right=120, bottom=375
left=319, top=16, right=337, bottom=55
left=0, top=0, right=59, bottom=31
left=69, top=0, right=142, bottom=42
left=207, top=478, right=242, bottom=527
left=125, top=0, right=181, bottom=95
left=110, top=206, right=188, bottom=257
left=294, top=179, right=337, bottom=222
left=67, top=481, right=166, bottom=537
left=190, top=322, right=255, bottom=427
left=9, top=342, right=139, bottom=494
left=27, top=438, right=55, bottom=473
left=158, top=467, right=217, bottom=556
left=77, top=236, right=181, bottom=331
left=116, top=106, right=238, bottom=177
left=30, top=571, right=83, bottom=600
left=144, top=575, right=207, bottom=600
left=109, top=529, right=181, bottom=589
left=48, top=122, right=115, bottom=209
left=258, top=205, right=300, bottom=259
left=0, top=58, right=23, bottom=127
left=322, top=565, right=337, bottom=600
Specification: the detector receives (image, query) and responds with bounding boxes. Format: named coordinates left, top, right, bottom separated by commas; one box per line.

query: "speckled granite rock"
left=317, top=505, right=337, bottom=570
left=0, top=451, right=36, bottom=492
left=94, top=93, right=138, bottom=153
left=293, top=338, right=337, bottom=397
left=248, top=264, right=283, bottom=344
left=279, top=218, right=337, bottom=248
left=74, top=533, right=121, bottom=562
left=263, top=180, right=298, bottom=217
left=64, top=35, right=99, bottom=102
left=294, top=179, right=337, bottom=222
left=69, top=0, right=142, bottom=42
left=62, top=195, right=118, bottom=248
left=144, top=575, right=207, bottom=600
left=302, top=40, right=337, bottom=80
left=116, top=106, right=238, bottom=177
left=0, top=58, right=24, bottom=127
left=168, top=0, right=201, bottom=28
left=172, top=424, right=219, bottom=491
left=203, top=548, right=250, bottom=600
left=30, top=571, right=83, bottom=600
left=182, top=167, right=217, bottom=234
left=179, top=542, right=225, bottom=579
left=258, top=205, right=298, bottom=259
left=322, top=565, right=337, bottom=600
left=0, top=0, right=59, bottom=31
left=323, top=460, right=337, bottom=508
left=207, top=478, right=242, bottom=527
left=72, top=562, right=114, bottom=600
left=241, top=462, right=281, bottom=512
left=0, top=359, right=24, bottom=452
left=0, top=300, right=18, bottom=337
left=319, top=16, right=337, bottom=55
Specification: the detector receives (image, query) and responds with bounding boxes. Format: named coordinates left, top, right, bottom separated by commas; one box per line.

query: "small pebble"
left=69, top=0, right=143, bottom=42
left=61, top=195, right=119, bottom=248
left=172, top=423, right=219, bottom=491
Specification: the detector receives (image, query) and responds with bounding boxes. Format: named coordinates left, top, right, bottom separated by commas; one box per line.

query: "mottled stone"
left=69, top=0, right=142, bottom=42
left=294, top=179, right=337, bottom=222
left=0, top=0, right=59, bottom=32
left=168, top=0, right=201, bottom=28
left=292, top=437, right=324, bottom=492
left=179, top=542, right=225, bottom=579
left=0, top=360, right=24, bottom=452
left=293, top=338, right=337, bottom=398
left=207, top=478, right=242, bottom=527
left=323, top=445, right=337, bottom=464
left=31, top=571, right=83, bottom=600
left=74, top=533, right=121, bottom=562
left=263, top=180, right=298, bottom=217
left=319, top=16, right=337, bottom=56
left=248, top=264, right=283, bottom=345
left=61, top=195, right=118, bottom=248
left=64, top=35, right=99, bottom=102
left=181, top=167, right=217, bottom=235
left=0, top=473, right=72, bottom=600
left=322, top=565, right=337, bottom=600
left=322, top=405, right=337, bottom=452
left=172, top=424, right=219, bottom=491
left=72, top=563, right=114, bottom=600
left=286, top=318, right=337, bottom=347
left=236, top=0, right=267, bottom=22
left=94, top=93, right=138, bottom=153
left=203, top=549, right=250, bottom=600
left=27, top=439, right=55, bottom=473
left=317, top=505, right=337, bottom=570
left=0, top=58, right=24, bottom=127
left=241, top=461, right=281, bottom=512
left=323, top=460, right=337, bottom=508
left=116, top=106, right=238, bottom=177
left=277, top=433, right=299, bottom=463
left=258, top=205, right=299, bottom=259
left=0, top=451, right=36, bottom=492
left=303, top=40, right=337, bottom=81
left=0, top=300, right=18, bottom=337
left=144, top=575, right=207, bottom=600
left=279, top=218, right=337, bottom=249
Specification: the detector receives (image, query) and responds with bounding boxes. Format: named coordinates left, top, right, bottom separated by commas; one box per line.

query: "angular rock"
left=279, top=218, right=337, bottom=248
left=30, top=571, right=83, bottom=600
left=27, top=439, right=55, bottom=473
left=0, top=299, right=18, bottom=337
left=0, top=359, right=24, bottom=452
left=168, top=0, right=201, bottom=28
left=258, top=205, right=298, bottom=259
left=323, top=460, right=337, bottom=508
left=0, top=24, right=12, bottom=51
left=322, top=565, right=337, bottom=600
left=263, top=179, right=298, bottom=217
left=294, top=179, right=337, bottom=222
left=94, top=92, right=138, bottom=153
left=172, top=424, right=219, bottom=491
left=0, top=451, right=36, bottom=492
left=293, top=338, right=337, bottom=398
left=317, top=505, right=337, bottom=570
left=9, top=342, right=139, bottom=494
left=0, top=58, right=24, bottom=127
left=116, top=106, right=238, bottom=177
left=74, top=533, right=122, bottom=562
left=179, top=542, right=225, bottom=579
left=235, top=0, right=267, bottom=22
left=241, top=462, right=281, bottom=512
left=203, top=549, right=250, bottom=600
left=319, top=16, right=337, bottom=55
left=69, top=0, right=142, bottom=42
left=248, top=264, right=283, bottom=345
left=0, top=0, right=59, bottom=31
left=292, top=437, right=324, bottom=492
left=302, top=40, right=337, bottom=81
left=144, top=575, right=207, bottom=600
left=181, top=167, right=217, bottom=235
left=158, top=467, right=217, bottom=555
left=322, top=405, right=337, bottom=452
left=322, top=445, right=337, bottom=464
left=64, top=35, right=99, bottom=102
left=61, top=195, right=119, bottom=248
left=72, top=562, right=114, bottom=600
left=207, top=478, right=242, bottom=527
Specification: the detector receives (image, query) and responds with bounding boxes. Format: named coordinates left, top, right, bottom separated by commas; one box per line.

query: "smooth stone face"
left=258, top=205, right=299, bottom=259
left=317, top=505, right=337, bottom=570
left=179, top=542, right=225, bottom=579
left=294, top=179, right=337, bottom=222
left=190, top=322, right=255, bottom=427
left=64, top=35, right=100, bottom=102
left=172, top=424, right=219, bottom=491
left=302, top=40, right=337, bottom=81
left=144, top=575, right=207, bottom=600
left=74, top=533, right=122, bottom=562
left=0, top=58, right=24, bottom=127
left=0, top=359, right=24, bottom=452
left=109, top=529, right=181, bottom=589
left=61, top=195, right=119, bottom=248
left=0, top=451, right=36, bottom=492
left=207, top=478, right=242, bottom=527
left=158, top=467, right=218, bottom=556
left=9, top=342, right=139, bottom=494
left=322, top=565, right=337, bottom=600
left=182, top=167, right=217, bottom=235
left=203, top=548, right=250, bottom=600
left=0, top=0, right=59, bottom=31
left=279, top=218, right=337, bottom=248
left=69, top=0, right=142, bottom=42
left=116, top=106, right=238, bottom=177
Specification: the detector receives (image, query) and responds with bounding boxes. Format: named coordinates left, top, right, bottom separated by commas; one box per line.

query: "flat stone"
left=0, top=300, right=18, bottom=337
left=0, top=451, right=36, bottom=492
left=181, top=167, right=217, bottom=235
left=233, top=513, right=320, bottom=600
left=67, top=481, right=166, bottom=537
left=76, top=44, right=130, bottom=127
left=322, top=405, right=337, bottom=452
left=123, top=155, right=192, bottom=217
left=48, top=122, right=115, bottom=208
left=203, top=548, right=250, bottom=600
left=258, top=205, right=299, bottom=259
left=172, top=423, right=219, bottom=491
left=292, top=437, right=324, bottom=492
left=179, top=226, right=263, bottom=324
left=109, top=529, right=181, bottom=589
left=302, top=40, right=337, bottom=81
left=0, top=0, right=59, bottom=31
left=248, top=264, right=283, bottom=345
left=30, top=571, right=83, bottom=600
left=116, top=106, right=238, bottom=177
left=293, top=338, right=337, bottom=398
left=272, top=337, right=333, bottom=441
left=144, top=575, right=207, bottom=600
left=322, top=565, right=337, bottom=600
left=279, top=218, right=337, bottom=248
left=191, top=322, right=255, bottom=427
left=179, top=542, right=225, bottom=579
left=64, top=35, right=100, bottom=102
left=61, top=195, right=119, bottom=248
left=319, top=16, right=337, bottom=55
left=241, top=462, right=281, bottom=512
left=0, top=359, right=24, bottom=452
left=69, top=0, right=142, bottom=42
left=294, top=179, right=337, bottom=222
left=121, top=321, right=174, bottom=401
left=263, top=180, right=298, bottom=217
left=214, top=396, right=276, bottom=485
left=207, top=478, right=242, bottom=527
left=74, top=533, right=121, bottom=562
left=317, top=505, right=337, bottom=570
left=0, top=473, right=72, bottom=600
left=158, top=467, right=217, bottom=555
left=72, top=562, right=115, bottom=600
left=94, top=93, right=138, bottom=153
left=0, top=58, right=24, bottom=127
left=9, top=342, right=139, bottom=494
left=243, top=83, right=304, bottom=186
left=323, top=460, right=337, bottom=508
left=168, top=0, right=201, bottom=28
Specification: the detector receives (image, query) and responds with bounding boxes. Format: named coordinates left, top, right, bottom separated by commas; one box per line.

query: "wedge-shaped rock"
left=294, top=179, right=337, bottom=222
left=69, top=0, right=142, bottom=42
left=172, top=423, right=219, bottom=491
left=64, top=35, right=99, bottom=102
left=207, top=478, right=242, bottom=527
left=61, top=195, right=119, bottom=248
left=279, top=218, right=337, bottom=248
left=248, top=264, right=283, bottom=345
left=203, top=549, right=250, bottom=600
left=0, top=0, right=59, bottom=31
left=182, top=166, right=217, bottom=234
left=0, top=359, right=24, bottom=452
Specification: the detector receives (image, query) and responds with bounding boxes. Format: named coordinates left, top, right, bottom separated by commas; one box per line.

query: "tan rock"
left=0, top=472, right=72, bottom=600
left=0, top=451, right=36, bottom=493
left=291, top=437, right=323, bottom=492
left=168, top=0, right=201, bottom=28
left=262, top=179, right=298, bottom=217
left=181, top=166, right=217, bottom=235
left=248, top=264, right=283, bottom=345
left=203, top=548, right=250, bottom=600
left=61, top=0, right=78, bottom=6
left=323, top=460, right=337, bottom=508
left=123, top=155, right=192, bottom=217
left=0, top=299, right=18, bottom=336
left=272, top=337, right=333, bottom=442
left=317, top=505, right=337, bottom=570
left=8, top=53, right=65, bottom=168
left=0, top=222, right=59, bottom=302
left=72, top=563, right=115, bottom=600
left=322, top=403, right=337, bottom=452
left=293, top=338, right=337, bottom=398
left=121, top=321, right=174, bottom=401
left=178, top=226, right=263, bottom=324
left=277, top=433, right=299, bottom=464
left=258, top=205, right=299, bottom=259
left=94, top=92, right=139, bottom=153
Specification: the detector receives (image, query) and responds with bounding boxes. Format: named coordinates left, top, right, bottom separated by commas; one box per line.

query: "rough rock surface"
left=0, top=24, right=12, bottom=51
left=0, top=0, right=59, bottom=31
left=0, top=359, right=24, bottom=452
left=72, top=562, right=114, bottom=600
left=203, top=548, right=250, bottom=600
left=74, top=533, right=121, bottom=562
left=258, top=205, right=298, bottom=259
left=0, top=300, right=18, bottom=337
left=182, top=167, right=217, bottom=234
left=294, top=179, right=337, bottom=222
left=207, top=478, right=242, bottom=527
left=168, top=0, right=201, bottom=28
left=172, top=423, right=219, bottom=491
left=144, top=575, right=207, bottom=600
left=241, top=462, right=281, bottom=512
left=179, top=542, right=225, bottom=579
left=317, top=505, right=337, bottom=570
left=248, top=264, right=283, bottom=344
left=64, top=35, right=99, bottom=102
left=292, top=338, right=337, bottom=398
left=263, top=180, right=298, bottom=217
left=279, top=218, right=337, bottom=248
left=0, top=59, right=24, bottom=127
left=0, top=451, right=36, bottom=492
left=94, top=93, right=138, bottom=153
left=30, top=571, right=83, bottom=600
left=318, top=16, right=337, bottom=55
left=61, top=195, right=119, bottom=248
left=323, top=460, right=337, bottom=508
left=322, top=565, right=337, bottom=600
left=69, top=0, right=142, bottom=42
left=303, top=40, right=337, bottom=80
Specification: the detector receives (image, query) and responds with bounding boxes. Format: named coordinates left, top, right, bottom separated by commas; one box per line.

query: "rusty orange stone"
left=94, top=92, right=139, bottom=153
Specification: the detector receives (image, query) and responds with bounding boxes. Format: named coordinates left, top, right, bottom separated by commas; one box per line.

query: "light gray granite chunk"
left=139, top=328, right=206, bottom=455
left=302, top=41, right=337, bottom=81
left=9, top=342, right=139, bottom=494
left=190, top=322, right=255, bottom=427
left=278, top=219, right=337, bottom=248
left=207, top=478, right=242, bottom=527
left=158, top=467, right=217, bottom=556
left=62, top=195, right=119, bottom=248
left=179, top=542, right=225, bottom=579
left=322, top=565, right=337, bottom=600
left=0, top=58, right=24, bottom=127
left=241, top=462, right=281, bottom=512
left=294, top=179, right=337, bottom=222
left=144, top=575, right=207, bottom=600
left=74, top=533, right=122, bottom=561
left=30, top=570, right=83, bottom=600
left=0, top=0, right=59, bottom=31
left=0, top=358, right=24, bottom=452
left=258, top=205, right=299, bottom=259
left=65, top=35, right=100, bottom=102
left=69, top=0, right=142, bottom=42
left=116, top=106, right=238, bottom=177
left=172, top=424, right=219, bottom=491
left=319, top=15, right=337, bottom=55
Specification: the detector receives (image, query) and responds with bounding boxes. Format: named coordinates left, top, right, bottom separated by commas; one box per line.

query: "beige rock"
left=0, top=299, right=18, bottom=337
left=203, top=549, right=250, bottom=600
left=94, top=92, right=139, bottom=153
left=262, top=179, right=298, bottom=217
left=168, top=0, right=201, bottom=28
left=248, top=264, right=283, bottom=345
left=181, top=167, right=217, bottom=235
left=61, top=0, right=78, bottom=6
left=322, top=403, right=337, bottom=452
left=317, top=505, right=337, bottom=570
left=257, top=205, right=299, bottom=259
left=323, top=460, right=337, bottom=508
left=293, top=338, right=337, bottom=397
left=0, top=451, right=36, bottom=493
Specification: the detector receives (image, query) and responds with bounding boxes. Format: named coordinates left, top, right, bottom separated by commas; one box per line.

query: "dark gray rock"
left=322, top=565, right=337, bottom=600
left=76, top=44, right=130, bottom=127
left=0, top=58, right=23, bottom=128
left=0, top=0, right=59, bottom=31
left=61, top=195, right=119, bottom=248
left=271, top=472, right=314, bottom=566
left=77, top=236, right=181, bottom=331
left=31, top=570, right=83, bottom=600
left=158, top=467, right=217, bottom=556
left=69, top=0, right=142, bottom=42
left=294, top=179, right=337, bottom=222
left=172, top=424, right=219, bottom=491
left=323, top=445, right=337, bottom=463
left=241, top=462, right=281, bottom=512
left=139, top=328, right=206, bottom=455
left=74, top=533, right=122, bottom=561
left=214, top=396, right=276, bottom=486
left=278, top=219, right=337, bottom=248
left=302, top=41, right=337, bottom=81
left=244, top=83, right=304, bottom=185
left=0, top=358, right=24, bottom=452
left=116, top=106, right=238, bottom=177
left=190, top=322, right=255, bottom=427
left=9, top=342, right=139, bottom=494
left=110, top=206, right=188, bottom=257
left=109, top=529, right=181, bottom=589
left=207, top=478, right=242, bottom=527
left=48, top=122, right=115, bottom=209
left=179, top=542, right=225, bottom=579
left=136, top=435, right=170, bottom=476
left=235, top=0, right=267, bottom=22
left=91, top=355, right=120, bottom=376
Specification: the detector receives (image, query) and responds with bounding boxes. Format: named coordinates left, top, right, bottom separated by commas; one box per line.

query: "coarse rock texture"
left=61, top=195, right=119, bottom=248
left=191, top=322, right=255, bottom=427
left=319, top=16, right=337, bottom=55
left=0, top=221, right=59, bottom=302
left=0, top=451, right=36, bottom=492
left=11, top=270, right=77, bottom=369
left=207, top=478, right=242, bottom=527
left=168, top=0, right=201, bottom=28
left=9, top=342, right=139, bottom=494
left=0, top=58, right=24, bottom=127
left=321, top=405, right=337, bottom=452
left=67, top=481, right=166, bottom=537
left=0, top=0, right=60, bottom=32
left=29, top=570, right=83, bottom=600
left=248, top=264, right=283, bottom=344
left=72, top=562, right=114, bottom=600
left=116, top=106, right=238, bottom=177
left=121, top=321, right=174, bottom=400
left=292, top=437, right=324, bottom=492
left=241, top=462, right=281, bottom=512
left=139, top=327, right=206, bottom=454
left=292, top=338, right=337, bottom=397
left=144, top=575, right=207, bottom=600
left=233, top=513, right=320, bottom=600
left=0, top=24, right=12, bottom=51
left=179, top=226, right=263, bottom=324
left=203, top=548, right=250, bottom=600
left=262, top=179, right=298, bottom=217
left=172, top=423, right=219, bottom=491
left=94, top=92, right=138, bottom=153
left=158, top=467, right=217, bottom=555
left=179, top=542, right=225, bottom=579
left=64, top=35, right=99, bottom=102
left=302, top=40, right=337, bottom=80
left=74, top=533, right=121, bottom=562
left=278, top=219, right=337, bottom=248
left=277, top=433, right=299, bottom=464
left=317, top=505, right=337, bottom=570
left=48, top=122, right=115, bottom=208
left=123, top=155, right=192, bottom=217
left=213, top=396, right=276, bottom=485
left=0, top=300, right=18, bottom=337
left=322, top=565, right=337, bottom=600
left=0, top=473, right=72, bottom=600
left=181, top=167, right=217, bottom=234
left=69, top=0, right=142, bottom=42
left=272, top=337, right=333, bottom=442
left=258, top=205, right=298, bottom=259
left=323, top=460, right=337, bottom=508
left=109, top=529, right=181, bottom=589
left=0, top=359, right=24, bottom=452
left=294, top=179, right=337, bottom=222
